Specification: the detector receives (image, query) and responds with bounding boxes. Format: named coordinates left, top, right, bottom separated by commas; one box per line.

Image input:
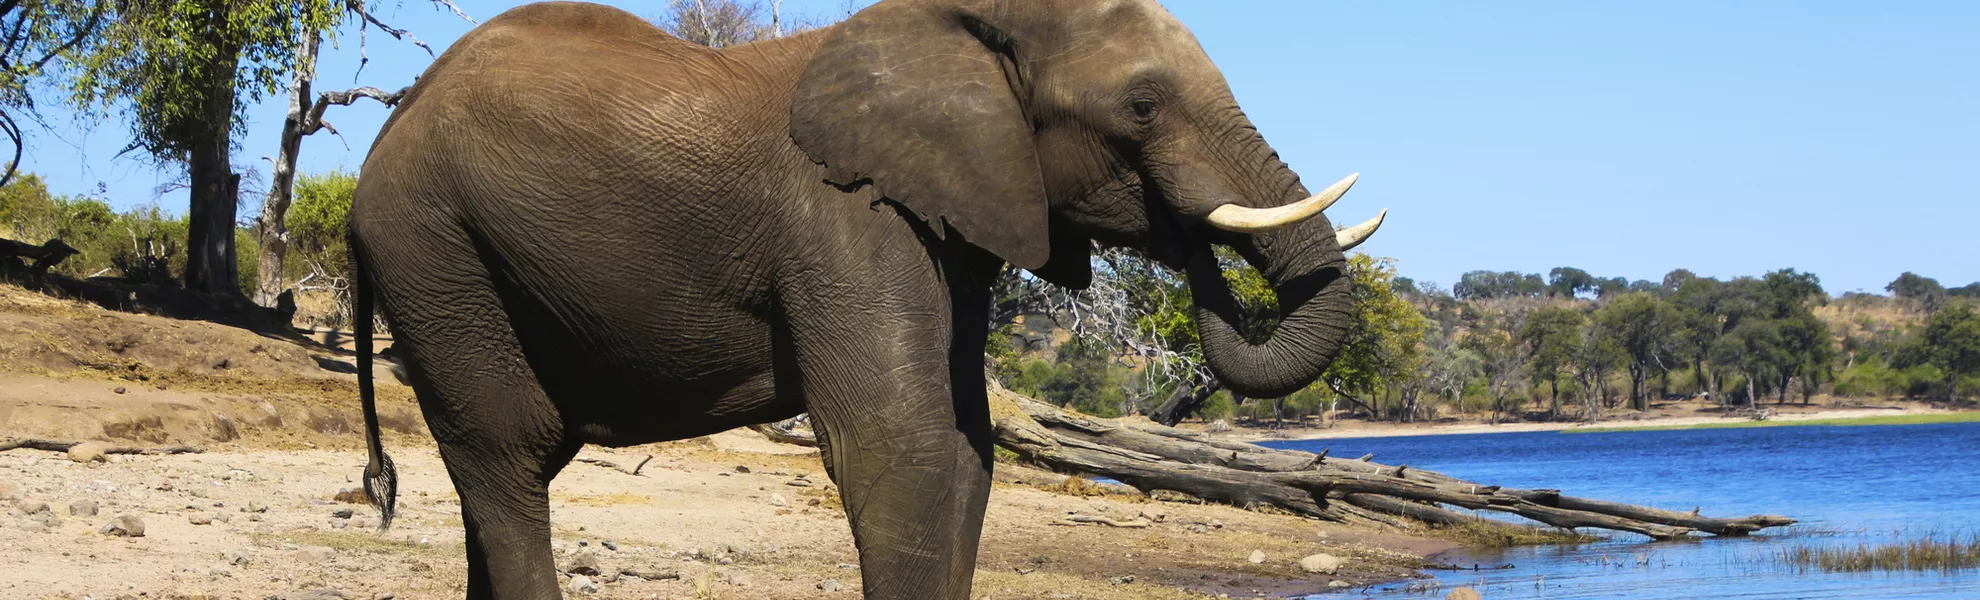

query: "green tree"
left=1521, top=306, right=1583, bottom=418
left=1593, top=292, right=1679, bottom=411
left=1320, top=254, right=1429, bottom=421
left=0, top=1, right=109, bottom=187
left=1887, top=272, right=1947, bottom=310
left=1895, top=302, right=1980, bottom=403
left=65, top=1, right=346, bottom=295
left=1547, top=267, right=1594, bottom=298
left=285, top=169, right=357, bottom=281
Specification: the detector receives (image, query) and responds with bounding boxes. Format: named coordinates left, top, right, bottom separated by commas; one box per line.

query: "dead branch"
left=987, top=382, right=1794, bottom=540
left=0, top=438, right=203, bottom=455
left=1054, top=515, right=1152, bottom=528
left=574, top=455, right=652, bottom=477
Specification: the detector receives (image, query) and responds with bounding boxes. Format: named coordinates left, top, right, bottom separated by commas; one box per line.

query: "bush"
left=286, top=169, right=357, bottom=282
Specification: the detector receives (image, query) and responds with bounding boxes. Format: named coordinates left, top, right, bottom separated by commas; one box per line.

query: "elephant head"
left=791, top=0, right=1385, bottom=398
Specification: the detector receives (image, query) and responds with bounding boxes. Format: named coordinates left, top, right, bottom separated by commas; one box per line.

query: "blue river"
left=1257, top=421, right=1980, bottom=599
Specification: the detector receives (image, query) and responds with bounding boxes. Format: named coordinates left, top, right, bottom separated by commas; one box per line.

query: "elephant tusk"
left=1334, top=208, right=1387, bottom=251
left=1202, top=173, right=1359, bottom=233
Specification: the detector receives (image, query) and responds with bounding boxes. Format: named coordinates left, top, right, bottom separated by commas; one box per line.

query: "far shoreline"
left=1220, top=402, right=1979, bottom=443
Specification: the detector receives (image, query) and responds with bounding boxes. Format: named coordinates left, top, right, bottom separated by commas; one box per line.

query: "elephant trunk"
left=1172, top=143, right=1356, bottom=399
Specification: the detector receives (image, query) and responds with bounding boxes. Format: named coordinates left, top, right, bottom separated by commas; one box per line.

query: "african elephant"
left=348, top=1, right=1384, bottom=598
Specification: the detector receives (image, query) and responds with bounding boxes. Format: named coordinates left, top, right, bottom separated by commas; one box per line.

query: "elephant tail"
left=355, top=257, right=399, bottom=530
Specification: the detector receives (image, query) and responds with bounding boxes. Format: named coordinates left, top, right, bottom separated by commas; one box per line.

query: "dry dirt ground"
left=0, top=285, right=1453, bottom=599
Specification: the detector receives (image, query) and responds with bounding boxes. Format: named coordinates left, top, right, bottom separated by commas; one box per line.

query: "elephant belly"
left=509, top=290, right=801, bottom=447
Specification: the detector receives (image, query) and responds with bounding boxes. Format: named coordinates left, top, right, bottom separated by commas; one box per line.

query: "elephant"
left=347, top=1, right=1385, bottom=598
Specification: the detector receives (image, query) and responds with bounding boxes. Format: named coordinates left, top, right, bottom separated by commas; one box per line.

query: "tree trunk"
left=1548, top=378, right=1560, bottom=419
left=1150, top=378, right=1222, bottom=427
left=255, top=31, right=320, bottom=306
left=1628, top=364, right=1647, bottom=411
left=184, top=32, right=244, bottom=296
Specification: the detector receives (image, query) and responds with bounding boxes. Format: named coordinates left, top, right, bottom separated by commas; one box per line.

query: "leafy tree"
left=1547, top=267, right=1594, bottom=298
left=285, top=169, right=357, bottom=282
left=1887, top=272, right=1948, bottom=309
left=1593, top=292, right=1679, bottom=410
left=1895, top=302, right=1980, bottom=403
left=0, top=1, right=109, bottom=187
left=1320, top=254, right=1429, bottom=421
left=1455, top=270, right=1545, bottom=300
left=1594, top=277, right=1629, bottom=298
left=1521, top=306, right=1583, bottom=418
left=1575, top=320, right=1627, bottom=412
left=1662, top=268, right=1698, bottom=293
left=1952, top=283, right=1980, bottom=299
left=65, top=1, right=347, bottom=295
left=1711, top=319, right=1784, bottom=406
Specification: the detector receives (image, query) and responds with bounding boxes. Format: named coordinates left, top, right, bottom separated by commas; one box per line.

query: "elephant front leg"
left=803, top=357, right=995, bottom=599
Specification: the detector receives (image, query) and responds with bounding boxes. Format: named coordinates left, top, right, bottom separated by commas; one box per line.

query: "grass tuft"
left=1775, top=532, right=1980, bottom=573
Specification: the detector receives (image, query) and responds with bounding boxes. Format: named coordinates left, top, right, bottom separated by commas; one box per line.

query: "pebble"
left=245, top=501, right=269, bottom=513
left=69, top=499, right=99, bottom=516
left=67, top=441, right=109, bottom=463
left=332, top=508, right=355, bottom=519
left=1445, top=588, right=1482, bottom=600
left=17, top=499, right=50, bottom=514
left=189, top=513, right=214, bottom=525
left=601, top=540, right=618, bottom=551
left=100, top=514, right=145, bottom=537
left=734, top=466, right=751, bottom=473
left=566, top=574, right=597, bottom=594
left=373, top=594, right=396, bottom=600
left=1299, top=553, right=1342, bottom=575
left=819, top=579, right=841, bottom=592
left=769, top=494, right=788, bottom=507
left=209, top=564, right=233, bottom=577
left=1329, top=580, right=1353, bottom=589
left=228, top=548, right=254, bottom=565
left=1248, top=550, right=1266, bottom=564
left=329, top=520, right=350, bottom=529
left=786, top=479, right=813, bottom=487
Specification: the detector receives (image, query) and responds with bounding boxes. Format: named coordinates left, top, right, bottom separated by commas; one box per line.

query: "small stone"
left=114, top=386, right=128, bottom=394
left=564, top=550, right=602, bottom=576
left=329, top=519, right=350, bottom=529
left=1247, top=550, right=1266, bottom=564
left=245, top=501, right=268, bottom=513
left=373, top=594, right=396, bottom=600
left=1299, top=553, right=1342, bottom=575
left=228, top=549, right=254, bottom=565
left=209, top=564, right=233, bottom=578
left=768, top=494, right=788, bottom=507
left=189, top=513, right=214, bottom=525
left=601, top=540, right=618, bottom=552
left=1329, top=580, right=1353, bottom=589
left=68, top=442, right=110, bottom=463
left=1111, top=575, right=1136, bottom=584
left=566, top=574, right=597, bottom=595
left=332, top=508, right=354, bottom=519
left=734, top=466, right=751, bottom=474
left=1445, top=588, right=1482, bottom=600
left=717, top=555, right=735, bottom=565
left=69, top=499, right=99, bottom=517
left=17, top=500, right=50, bottom=514
left=786, top=479, right=813, bottom=487
left=818, top=579, right=841, bottom=592
left=100, top=514, right=145, bottom=537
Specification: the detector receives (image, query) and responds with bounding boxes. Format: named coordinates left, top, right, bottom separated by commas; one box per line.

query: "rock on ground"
left=99, top=514, right=145, bottom=537
left=67, top=441, right=109, bottom=463
left=1248, top=549, right=1266, bottom=564
left=1299, top=553, right=1343, bottom=575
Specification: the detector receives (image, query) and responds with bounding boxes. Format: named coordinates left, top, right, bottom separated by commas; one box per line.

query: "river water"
left=1258, top=421, right=1980, bottom=599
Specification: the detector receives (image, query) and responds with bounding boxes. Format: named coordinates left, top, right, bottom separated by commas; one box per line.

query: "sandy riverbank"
left=1226, top=402, right=1973, bottom=442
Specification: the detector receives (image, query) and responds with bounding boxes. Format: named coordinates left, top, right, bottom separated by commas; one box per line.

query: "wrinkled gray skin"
left=349, top=1, right=1352, bottom=598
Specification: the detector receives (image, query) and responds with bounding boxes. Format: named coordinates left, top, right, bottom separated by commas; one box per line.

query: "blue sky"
left=16, top=0, right=1978, bottom=295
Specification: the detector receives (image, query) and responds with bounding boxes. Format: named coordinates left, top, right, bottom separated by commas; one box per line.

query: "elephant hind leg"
left=363, top=228, right=578, bottom=599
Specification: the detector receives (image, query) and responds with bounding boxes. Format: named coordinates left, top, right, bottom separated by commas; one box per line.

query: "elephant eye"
left=1130, top=99, right=1158, bottom=122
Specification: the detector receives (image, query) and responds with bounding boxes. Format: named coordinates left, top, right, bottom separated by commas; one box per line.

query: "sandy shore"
left=1227, top=403, right=1970, bottom=442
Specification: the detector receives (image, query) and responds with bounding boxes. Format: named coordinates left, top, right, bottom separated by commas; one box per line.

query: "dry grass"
left=1776, top=532, right=1980, bottom=573
left=554, top=492, right=655, bottom=507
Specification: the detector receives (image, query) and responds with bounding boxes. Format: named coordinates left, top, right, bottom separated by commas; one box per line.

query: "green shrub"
left=286, top=169, right=357, bottom=282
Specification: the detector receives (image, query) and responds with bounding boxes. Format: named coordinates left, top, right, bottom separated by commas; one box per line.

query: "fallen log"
left=0, top=438, right=203, bottom=455
left=986, top=382, right=1794, bottom=540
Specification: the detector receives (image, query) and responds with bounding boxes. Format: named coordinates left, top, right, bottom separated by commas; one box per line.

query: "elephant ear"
left=790, top=1, right=1050, bottom=270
